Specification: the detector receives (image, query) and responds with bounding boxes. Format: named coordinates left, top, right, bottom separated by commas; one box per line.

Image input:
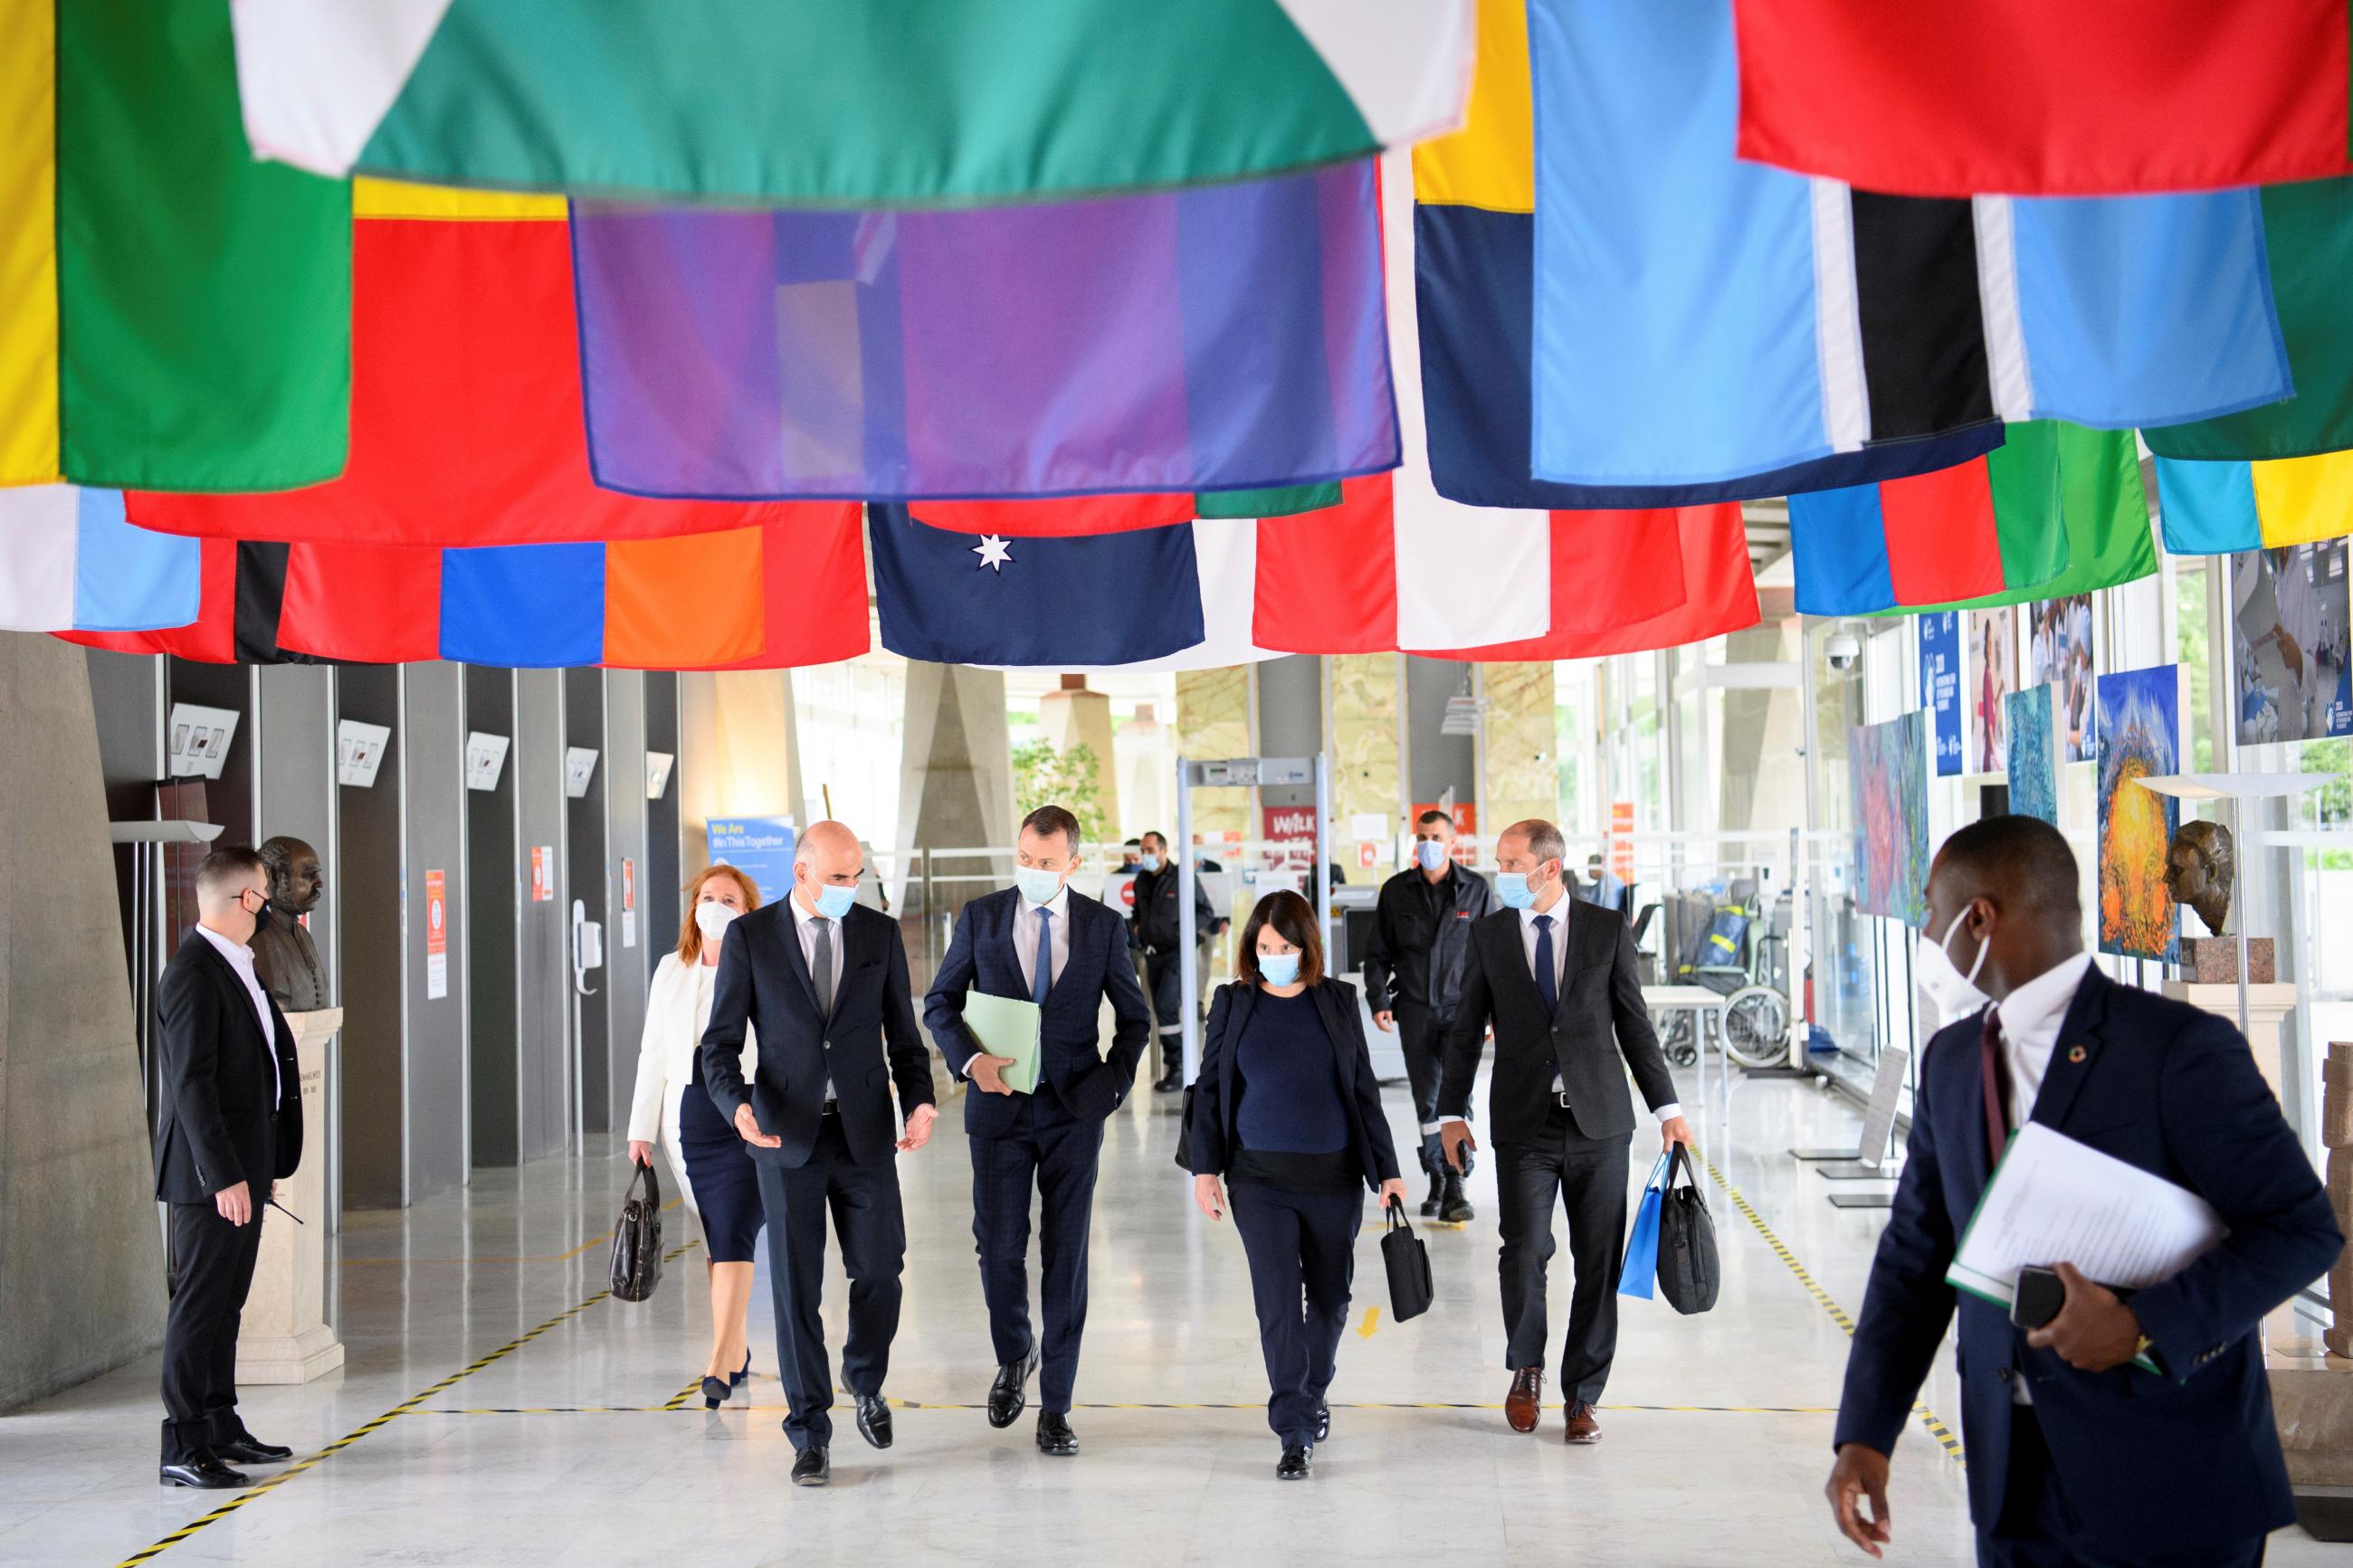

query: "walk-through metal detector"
left=1176, top=754, right=1329, bottom=1082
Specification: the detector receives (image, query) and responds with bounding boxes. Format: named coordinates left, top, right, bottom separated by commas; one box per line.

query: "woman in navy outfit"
left=1189, top=889, right=1407, bottom=1479
left=626, top=865, right=766, bottom=1408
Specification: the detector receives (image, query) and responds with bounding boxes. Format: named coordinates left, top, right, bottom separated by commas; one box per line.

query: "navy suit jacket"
left=1185, top=978, right=1403, bottom=1191
left=699, top=900, right=934, bottom=1168
left=923, top=887, right=1151, bottom=1135
left=1836, top=965, right=2341, bottom=1555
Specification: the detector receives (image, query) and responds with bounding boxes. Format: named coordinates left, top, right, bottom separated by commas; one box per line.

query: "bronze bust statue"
left=253, top=834, right=329, bottom=1012
left=2163, top=819, right=2234, bottom=938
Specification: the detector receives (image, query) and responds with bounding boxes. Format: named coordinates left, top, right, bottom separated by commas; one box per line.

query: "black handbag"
left=1380, top=1195, right=1434, bottom=1322
left=1171, top=1083, right=1200, bottom=1172
left=607, top=1160, right=665, bottom=1302
left=1655, top=1145, right=1720, bottom=1316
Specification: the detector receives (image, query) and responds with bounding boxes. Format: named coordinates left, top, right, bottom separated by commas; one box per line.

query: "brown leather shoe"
left=1504, top=1367, right=1543, bottom=1433
left=1564, top=1402, right=1602, bottom=1444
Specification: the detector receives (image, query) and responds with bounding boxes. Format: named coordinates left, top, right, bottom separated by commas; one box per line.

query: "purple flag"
left=570, top=162, right=1397, bottom=500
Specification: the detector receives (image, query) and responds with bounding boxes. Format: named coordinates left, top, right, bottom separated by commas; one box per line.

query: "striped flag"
left=2154, top=453, right=2353, bottom=555
left=0, top=487, right=200, bottom=632
left=128, top=184, right=822, bottom=547
left=1786, top=423, right=2108, bottom=616
left=228, top=1, right=1472, bottom=206
left=274, top=509, right=866, bottom=670
left=1515, top=0, right=2289, bottom=496
left=1734, top=0, right=2353, bottom=197
left=568, top=162, right=1397, bottom=500
left=1, top=0, right=348, bottom=491
left=62, top=542, right=298, bottom=665
left=2144, top=180, right=2353, bottom=463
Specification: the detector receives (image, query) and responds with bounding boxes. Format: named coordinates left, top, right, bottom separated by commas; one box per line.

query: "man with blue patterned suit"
left=924, top=803, right=1152, bottom=1457
left=1827, top=814, right=2341, bottom=1566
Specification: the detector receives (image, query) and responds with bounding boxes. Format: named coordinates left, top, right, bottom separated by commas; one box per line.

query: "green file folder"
left=962, top=991, right=1043, bottom=1095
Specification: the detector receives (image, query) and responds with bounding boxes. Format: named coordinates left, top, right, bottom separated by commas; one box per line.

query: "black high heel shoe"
left=702, top=1375, right=731, bottom=1410
left=729, top=1353, right=751, bottom=1390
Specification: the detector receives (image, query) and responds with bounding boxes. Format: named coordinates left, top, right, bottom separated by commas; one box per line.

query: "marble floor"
left=0, top=1066, right=2337, bottom=1566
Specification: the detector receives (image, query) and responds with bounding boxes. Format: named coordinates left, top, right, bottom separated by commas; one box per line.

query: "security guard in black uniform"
left=1361, top=810, right=1493, bottom=1220
left=1131, top=831, right=1226, bottom=1092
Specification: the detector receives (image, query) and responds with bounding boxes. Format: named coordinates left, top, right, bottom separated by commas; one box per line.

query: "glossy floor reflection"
left=1, top=1068, right=2336, bottom=1565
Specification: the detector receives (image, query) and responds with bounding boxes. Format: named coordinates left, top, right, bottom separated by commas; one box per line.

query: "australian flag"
left=870, top=505, right=1205, bottom=666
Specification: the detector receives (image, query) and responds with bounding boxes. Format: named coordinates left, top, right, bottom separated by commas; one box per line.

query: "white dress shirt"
left=791, top=893, right=848, bottom=1102
left=962, top=884, right=1072, bottom=1080
left=1517, top=891, right=1681, bottom=1123
left=1992, top=949, right=2093, bottom=1136
left=195, top=921, right=282, bottom=1111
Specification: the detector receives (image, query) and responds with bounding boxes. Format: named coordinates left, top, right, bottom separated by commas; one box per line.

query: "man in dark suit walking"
left=1438, top=818, right=1691, bottom=1443
left=701, top=821, right=937, bottom=1488
left=1130, top=828, right=1226, bottom=1093
left=153, top=846, right=304, bottom=1489
left=924, top=803, right=1152, bottom=1457
left=1826, top=815, right=2340, bottom=1565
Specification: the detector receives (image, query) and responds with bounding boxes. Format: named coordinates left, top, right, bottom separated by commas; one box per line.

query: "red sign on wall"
left=424, top=870, right=448, bottom=1000
left=1609, top=801, right=1636, bottom=882
left=529, top=845, right=553, bottom=902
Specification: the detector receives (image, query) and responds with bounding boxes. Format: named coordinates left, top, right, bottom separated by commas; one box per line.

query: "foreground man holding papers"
left=925, top=804, right=1151, bottom=1456
left=1827, top=816, right=2341, bottom=1566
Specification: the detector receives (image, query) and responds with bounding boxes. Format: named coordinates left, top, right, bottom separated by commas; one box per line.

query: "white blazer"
left=626, top=952, right=757, bottom=1191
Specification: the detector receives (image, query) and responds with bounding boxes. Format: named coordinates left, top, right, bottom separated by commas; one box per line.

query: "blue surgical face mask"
left=813, top=882, right=856, bottom=920
left=1496, top=871, right=1536, bottom=910
left=1138, top=853, right=1162, bottom=873
left=1415, top=840, right=1447, bottom=872
left=1257, top=952, right=1301, bottom=987
left=1015, top=866, right=1064, bottom=907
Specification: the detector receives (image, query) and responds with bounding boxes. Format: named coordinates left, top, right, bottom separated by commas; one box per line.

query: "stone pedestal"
left=2162, top=983, right=2298, bottom=1097
left=2178, top=936, right=2275, bottom=984
left=2275, top=1370, right=2353, bottom=1540
left=237, top=1008, right=344, bottom=1383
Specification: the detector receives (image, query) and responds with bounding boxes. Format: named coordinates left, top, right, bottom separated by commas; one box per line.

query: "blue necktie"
left=1533, top=914, right=1558, bottom=1014
left=1033, top=907, right=1054, bottom=1007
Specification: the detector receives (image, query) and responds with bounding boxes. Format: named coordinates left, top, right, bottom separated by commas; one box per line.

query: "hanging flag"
left=1196, top=483, right=1340, bottom=520
left=128, top=185, right=823, bottom=546
left=274, top=513, right=863, bottom=670
left=906, top=496, right=1200, bottom=539
left=1874, top=424, right=2157, bottom=615
left=2153, top=453, right=2353, bottom=555
left=1786, top=422, right=2092, bottom=616
left=0, top=0, right=348, bottom=491
left=1733, top=0, right=2353, bottom=198
left=0, top=487, right=201, bottom=632
left=228, top=1, right=1472, bottom=206
left=2144, top=180, right=2353, bottom=463
left=1512, top=0, right=2287, bottom=499
left=570, top=161, right=1397, bottom=501
left=60, top=541, right=304, bottom=665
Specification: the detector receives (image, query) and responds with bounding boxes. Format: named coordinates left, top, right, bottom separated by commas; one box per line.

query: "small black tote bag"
left=608, top=1160, right=665, bottom=1302
left=1380, top=1195, right=1435, bottom=1321
left=1656, top=1145, right=1720, bottom=1316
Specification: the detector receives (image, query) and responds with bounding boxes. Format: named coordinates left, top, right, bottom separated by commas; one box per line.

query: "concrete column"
left=603, top=670, right=650, bottom=1115
left=676, top=670, right=801, bottom=873
left=1332, top=653, right=1403, bottom=880
left=1037, top=674, right=1119, bottom=839
left=1175, top=666, right=1253, bottom=853
left=898, top=662, right=1015, bottom=923
left=512, top=670, right=568, bottom=1162
left=1481, top=660, right=1558, bottom=839
left=0, top=633, right=167, bottom=1410
left=1114, top=701, right=1175, bottom=843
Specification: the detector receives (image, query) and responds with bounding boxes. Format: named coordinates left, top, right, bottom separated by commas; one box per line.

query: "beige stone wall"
left=1330, top=654, right=1399, bottom=885
left=1481, top=661, right=1558, bottom=837
left=1175, top=667, right=1251, bottom=851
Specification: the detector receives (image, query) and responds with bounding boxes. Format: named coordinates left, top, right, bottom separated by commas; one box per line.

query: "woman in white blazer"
left=628, top=864, right=762, bottom=1408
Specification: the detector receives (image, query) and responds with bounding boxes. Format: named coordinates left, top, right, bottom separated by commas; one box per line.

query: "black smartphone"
left=2012, top=1265, right=2064, bottom=1329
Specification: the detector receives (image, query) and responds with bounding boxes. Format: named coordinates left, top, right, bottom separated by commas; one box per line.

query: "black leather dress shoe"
left=159, top=1453, right=249, bottom=1490
left=1035, top=1410, right=1079, bottom=1457
left=214, top=1436, right=293, bottom=1465
left=986, top=1344, right=1039, bottom=1429
left=855, top=1394, right=893, bottom=1449
left=1276, top=1443, right=1312, bottom=1480
left=791, top=1446, right=830, bottom=1487
left=1313, top=1404, right=1331, bottom=1443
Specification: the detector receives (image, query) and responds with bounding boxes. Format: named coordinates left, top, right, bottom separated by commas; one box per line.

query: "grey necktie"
left=812, top=917, right=834, bottom=1018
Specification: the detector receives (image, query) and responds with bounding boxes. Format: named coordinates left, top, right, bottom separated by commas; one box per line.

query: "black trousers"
left=161, top=1200, right=265, bottom=1463
left=1496, top=1104, right=1630, bottom=1403
left=968, top=1079, right=1105, bottom=1412
left=1230, top=1183, right=1362, bottom=1445
left=753, top=1113, right=906, bottom=1450
left=1146, top=950, right=1186, bottom=1075
left=1977, top=1407, right=2266, bottom=1568
left=1394, top=1004, right=1449, bottom=1167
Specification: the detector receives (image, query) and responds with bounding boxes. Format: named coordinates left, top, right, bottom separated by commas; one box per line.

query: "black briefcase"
left=1380, top=1196, right=1434, bottom=1322
left=608, top=1160, right=664, bottom=1302
left=1656, top=1145, right=1720, bottom=1316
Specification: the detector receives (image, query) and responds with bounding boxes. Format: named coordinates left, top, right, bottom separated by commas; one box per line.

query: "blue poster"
left=1919, top=612, right=1963, bottom=777
left=705, top=817, right=797, bottom=903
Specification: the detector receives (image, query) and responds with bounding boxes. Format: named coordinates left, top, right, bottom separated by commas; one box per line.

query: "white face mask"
left=1916, top=908, right=1990, bottom=1023
left=694, top=902, right=737, bottom=942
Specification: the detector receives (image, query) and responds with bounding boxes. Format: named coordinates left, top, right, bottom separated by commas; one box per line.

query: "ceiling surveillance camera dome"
left=1825, top=630, right=1862, bottom=670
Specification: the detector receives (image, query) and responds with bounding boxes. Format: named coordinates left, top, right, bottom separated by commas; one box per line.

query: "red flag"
left=1735, top=0, right=2353, bottom=196
left=905, top=495, right=1198, bottom=537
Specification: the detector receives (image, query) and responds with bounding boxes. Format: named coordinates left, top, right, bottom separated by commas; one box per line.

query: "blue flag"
left=871, top=508, right=1205, bottom=666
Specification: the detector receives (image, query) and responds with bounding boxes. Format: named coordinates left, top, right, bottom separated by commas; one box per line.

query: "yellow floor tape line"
left=1701, top=1155, right=1966, bottom=1468
left=115, top=1240, right=700, bottom=1568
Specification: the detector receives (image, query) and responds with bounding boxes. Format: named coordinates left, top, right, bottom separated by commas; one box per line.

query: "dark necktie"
left=1979, top=1006, right=2012, bottom=1164
left=1033, top=908, right=1054, bottom=1007
left=1533, top=914, right=1558, bottom=1014
left=811, top=917, right=834, bottom=1017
